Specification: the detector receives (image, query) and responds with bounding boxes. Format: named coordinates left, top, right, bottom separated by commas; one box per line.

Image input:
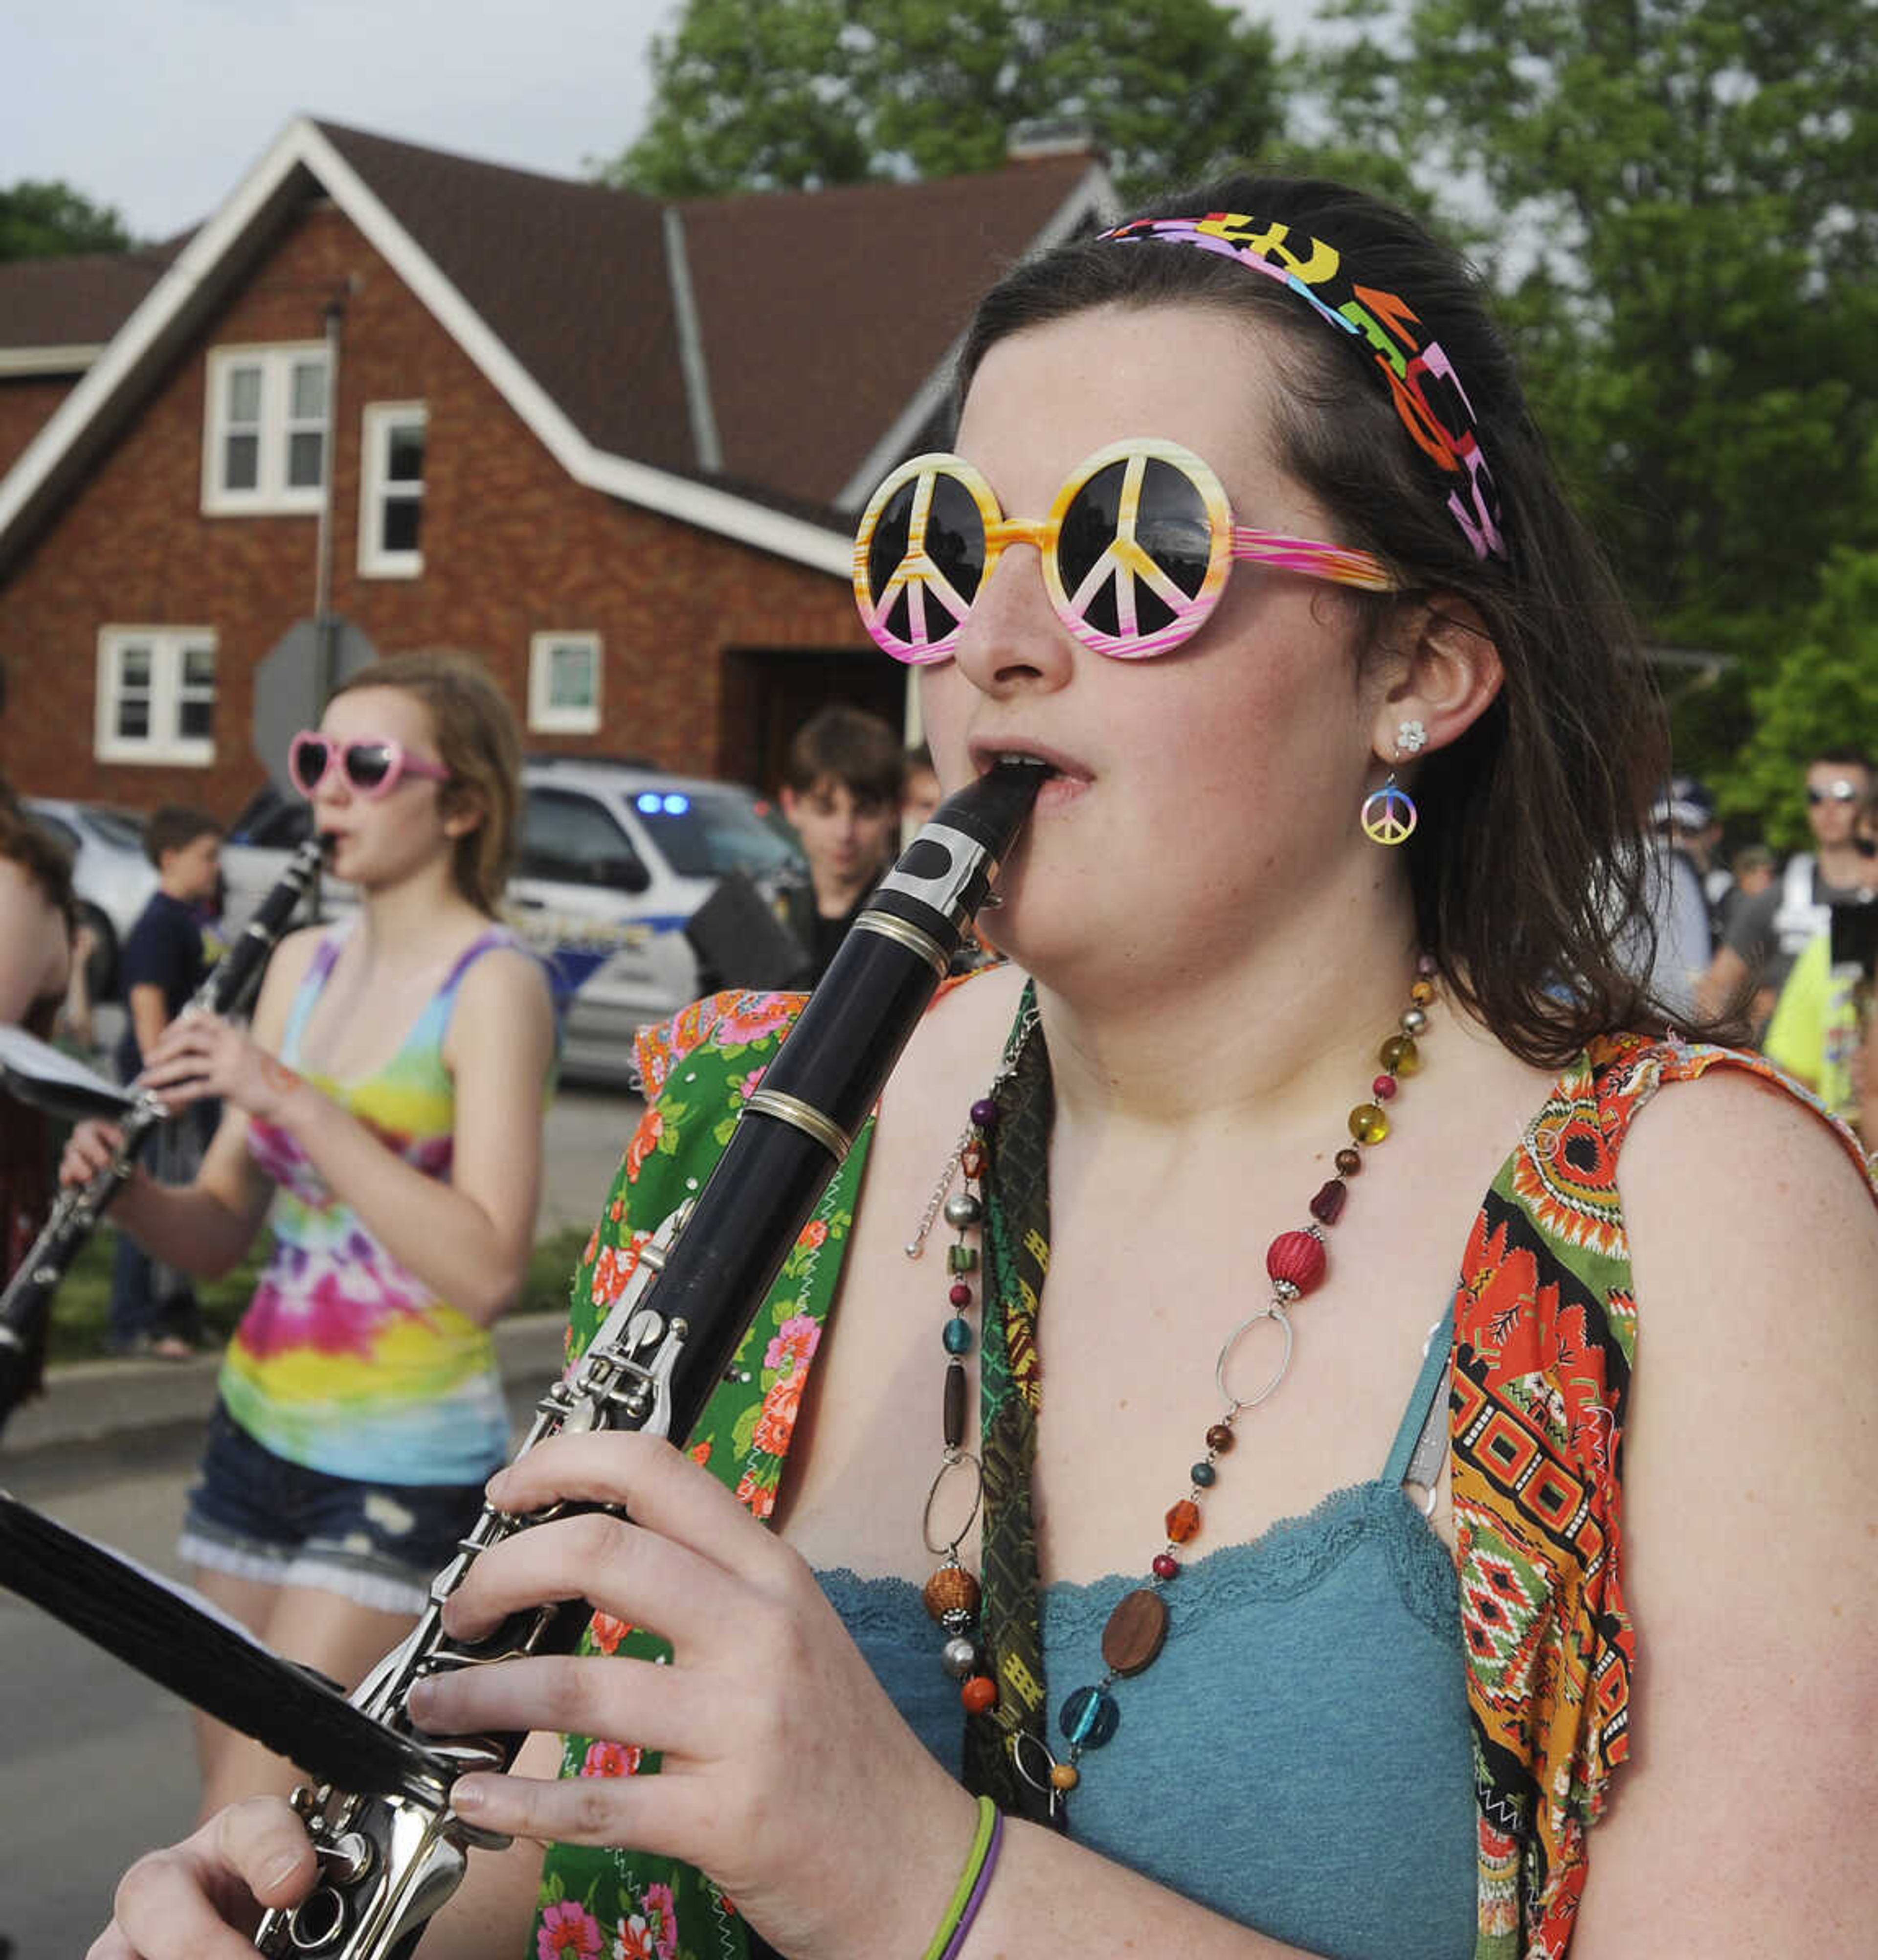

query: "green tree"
left=0, top=180, right=133, bottom=261
left=1309, top=0, right=1878, bottom=795
left=604, top=0, right=1284, bottom=200
left=1728, top=548, right=1878, bottom=850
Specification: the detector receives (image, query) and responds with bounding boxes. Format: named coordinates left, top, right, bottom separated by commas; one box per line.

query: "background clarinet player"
left=63, top=652, right=556, bottom=1821
left=95, top=180, right=1878, bottom=1960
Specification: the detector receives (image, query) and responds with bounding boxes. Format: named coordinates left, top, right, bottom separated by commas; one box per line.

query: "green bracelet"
left=921, top=1794, right=1001, bottom=1960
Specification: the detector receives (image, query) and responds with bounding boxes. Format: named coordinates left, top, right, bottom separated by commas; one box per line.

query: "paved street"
left=0, top=1081, right=639, bottom=1955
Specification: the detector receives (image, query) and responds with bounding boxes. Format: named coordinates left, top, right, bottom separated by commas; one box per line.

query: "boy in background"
left=108, top=806, right=223, bottom=1358
left=776, top=706, right=905, bottom=984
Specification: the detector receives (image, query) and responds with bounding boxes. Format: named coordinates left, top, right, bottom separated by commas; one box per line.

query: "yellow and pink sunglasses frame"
left=852, top=436, right=1400, bottom=665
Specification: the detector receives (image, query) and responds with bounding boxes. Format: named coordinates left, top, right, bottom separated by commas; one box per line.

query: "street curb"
left=3, top=1312, right=571, bottom=1456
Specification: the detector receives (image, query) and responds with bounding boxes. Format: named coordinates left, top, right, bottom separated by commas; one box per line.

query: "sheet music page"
left=0, top=1024, right=137, bottom=1112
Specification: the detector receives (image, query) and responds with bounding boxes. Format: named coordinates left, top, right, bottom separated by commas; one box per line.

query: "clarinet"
left=253, top=759, right=1048, bottom=1960
left=0, top=834, right=328, bottom=1426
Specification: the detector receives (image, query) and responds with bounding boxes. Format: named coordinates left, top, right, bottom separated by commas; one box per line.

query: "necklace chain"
left=916, top=964, right=1438, bottom=1816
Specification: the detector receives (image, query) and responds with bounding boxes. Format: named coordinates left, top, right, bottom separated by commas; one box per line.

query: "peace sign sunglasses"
left=852, top=436, right=1401, bottom=666
left=287, top=731, right=452, bottom=801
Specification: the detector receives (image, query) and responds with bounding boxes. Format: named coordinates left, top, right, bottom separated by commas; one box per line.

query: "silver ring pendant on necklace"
left=1214, top=1301, right=1295, bottom=1412
left=922, top=1450, right=984, bottom=1559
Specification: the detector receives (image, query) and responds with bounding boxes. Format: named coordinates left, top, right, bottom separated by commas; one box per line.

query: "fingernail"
left=406, top=1679, right=436, bottom=1716
left=451, top=1778, right=488, bottom=1815
left=263, top=1851, right=307, bottom=1893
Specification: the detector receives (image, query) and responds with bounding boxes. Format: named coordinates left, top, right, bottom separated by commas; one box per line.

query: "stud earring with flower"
left=1395, top=719, right=1428, bottom=756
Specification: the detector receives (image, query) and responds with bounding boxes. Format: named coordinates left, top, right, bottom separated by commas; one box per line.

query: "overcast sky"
left=1, top=0, right=1332, bottom=244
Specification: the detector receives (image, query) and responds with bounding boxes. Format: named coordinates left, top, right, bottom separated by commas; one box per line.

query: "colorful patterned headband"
left=1098, top=213, right=1508, bottom=563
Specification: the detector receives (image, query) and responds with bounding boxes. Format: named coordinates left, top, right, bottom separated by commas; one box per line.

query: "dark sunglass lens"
left=345, top=743, right=395, bottom=790
left=865, top=483, right=917, bottom=611
left=1061, top=458, right=1211, bottom=640
left=923, top=473, right=986, bottom=605
left=291, top=739, right=331, bottom=792
left=1132, top=456, right=1213, bottom=600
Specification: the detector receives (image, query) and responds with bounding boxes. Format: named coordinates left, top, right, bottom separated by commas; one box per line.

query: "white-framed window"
left=527, top=632, right=603, bottom=735
left=95, top=627, right=217, bottom=766
left=358, top=401, right=427, bottom=577
left=202, top=343, right=330, bottom=514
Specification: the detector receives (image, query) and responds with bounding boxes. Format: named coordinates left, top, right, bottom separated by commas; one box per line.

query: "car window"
left=29, top=811, right=80, bottom=856
left=627, top=787, right=800, bottom=880
left=84, top=808, right=147, bottom=851
left=521, top=788, right=648, bottom=887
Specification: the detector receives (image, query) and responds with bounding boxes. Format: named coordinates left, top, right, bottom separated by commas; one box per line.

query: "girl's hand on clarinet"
left=139, top=1013, right=304, bottom=1123
left=403, top=1430, right=977, bottom=1960
left=60, top=1119, right=124, bottom=1186
left=89, top=1796, right=317, bottom=1959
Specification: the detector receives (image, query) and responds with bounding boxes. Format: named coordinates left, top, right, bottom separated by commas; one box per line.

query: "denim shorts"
left=179, top=1401, right=491, bottom=1615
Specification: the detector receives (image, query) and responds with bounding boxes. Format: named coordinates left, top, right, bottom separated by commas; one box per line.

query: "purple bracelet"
left=939, top=1807, right=1004, bottom=1960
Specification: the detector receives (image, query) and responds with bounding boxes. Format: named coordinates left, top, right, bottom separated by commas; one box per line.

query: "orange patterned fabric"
left=1453, top=1031, right=1875, bottom=1956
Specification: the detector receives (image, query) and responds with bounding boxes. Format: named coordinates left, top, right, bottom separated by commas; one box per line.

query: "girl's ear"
left=1365, top=597, right=1504, bottom=763
left=439, top=781, right=486, bottom=841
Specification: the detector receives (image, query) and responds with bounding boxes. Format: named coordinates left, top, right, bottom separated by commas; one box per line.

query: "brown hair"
left=959, top=176, right=1674, bottom=1067
left=0, top=774, right=75, bottom=926
left=144, top=805, right=223, bottom=866
left=783, top=704, right=906, bottom=806
left=331, top=651, right=522, bottom=915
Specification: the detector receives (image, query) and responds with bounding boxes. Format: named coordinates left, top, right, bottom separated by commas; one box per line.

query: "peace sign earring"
left=1361, top=723, right=1425, bottom=846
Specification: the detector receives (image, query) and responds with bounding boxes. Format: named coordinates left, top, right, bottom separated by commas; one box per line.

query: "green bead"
left=1349, top=1103, right=1391, bottom=1146
left=1379, top=1033, right=1421, bottom=1077
left=947, top=1243, right=979, bottom=1275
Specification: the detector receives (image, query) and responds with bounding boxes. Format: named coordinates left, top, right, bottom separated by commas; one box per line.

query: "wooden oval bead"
left=1100, top=1586, right=1170, bottom=1677
left=923, top=1563, right=982, bottom=1622
left=1204, top=1423, right=1234, bottom=1453
left=1050, top=1761, right=1081, bottom=1792
left=943, top=1357, right=967, bottom=1450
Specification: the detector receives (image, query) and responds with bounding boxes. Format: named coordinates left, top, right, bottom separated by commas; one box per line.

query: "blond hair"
left=331, top=651, right=521, bottom=915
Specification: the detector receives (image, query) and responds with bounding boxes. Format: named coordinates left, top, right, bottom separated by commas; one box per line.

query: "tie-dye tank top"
left=225, top=924, right=515, bottom=1485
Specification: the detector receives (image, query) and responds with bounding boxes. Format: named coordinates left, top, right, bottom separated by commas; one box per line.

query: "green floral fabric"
left=532, top=991, right=869, bottom=1960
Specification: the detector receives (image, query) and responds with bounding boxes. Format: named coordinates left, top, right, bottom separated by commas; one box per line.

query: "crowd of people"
left=1635, top=748, right=1878, bottom=1137
left=0, top=172, right=1873, bottom=1960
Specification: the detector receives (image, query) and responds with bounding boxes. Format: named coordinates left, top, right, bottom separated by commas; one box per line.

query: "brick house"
left=0, top=119, right=1115, bottom=815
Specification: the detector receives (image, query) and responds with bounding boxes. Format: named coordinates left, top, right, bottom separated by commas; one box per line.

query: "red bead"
left=1265, top=1229, right=1327, bottom=1298
left=1165, top=1498, right=1202, bottom=1543
left=961, top=1674, right=998, bottom=1714
left=948, top=1282, right=972, bottom=1307
left=1373, top=1074, right=1398, bottom=1100
left=960, top=1143, right=989, bottom=1179
left=1152, top=1553, right=1180, bottom=1580
left=1307, top=1178, right=1347, bottom=1225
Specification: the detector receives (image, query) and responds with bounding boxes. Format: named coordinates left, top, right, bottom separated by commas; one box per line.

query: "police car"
left=220, top=759, right=805, bottom=1084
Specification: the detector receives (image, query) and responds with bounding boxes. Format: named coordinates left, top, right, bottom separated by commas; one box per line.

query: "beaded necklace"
left=906, top=959, right=1439, bottom=1814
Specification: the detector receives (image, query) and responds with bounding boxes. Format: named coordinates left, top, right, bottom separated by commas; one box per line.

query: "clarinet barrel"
left=252, top=760, right=1046, bottom=1958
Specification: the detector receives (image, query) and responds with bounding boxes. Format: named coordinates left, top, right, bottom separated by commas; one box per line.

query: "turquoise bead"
left=1191, top=1461, right=1217, bottom=1487
left=943, top=1316, right=974, bottom=1356
left=1059, top=1685, right=1119, bottom=1750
